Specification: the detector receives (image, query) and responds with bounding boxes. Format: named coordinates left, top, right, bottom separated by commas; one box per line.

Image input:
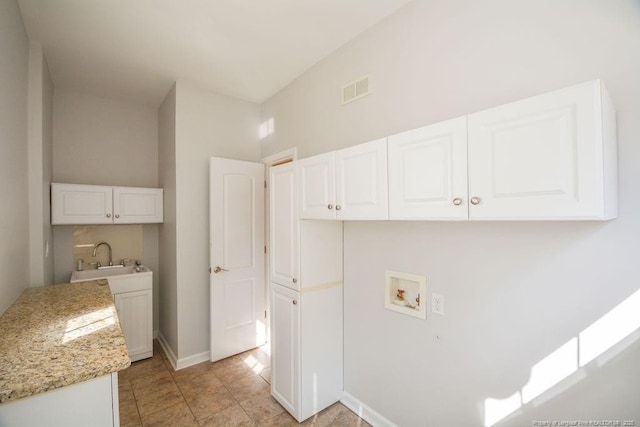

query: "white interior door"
left=210, top=157, right=265, bottom=362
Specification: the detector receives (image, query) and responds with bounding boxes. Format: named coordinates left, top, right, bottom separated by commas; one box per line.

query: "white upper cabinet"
left=52, top=183, right=164, bottom=225
left=51, top=183, right=114, bottom=224
left=335, top=138, right=388, bottom=220
left=113, top=187, right=164, bottom=224
left=270, top=162, right=300, bottom=290
left=299, top=139, right=388, bottom=220
left=467, top=79, right=617, bottom=220
left=388, top=117, right=468, bottom=220
left=298, top=152, right=335, bottom=220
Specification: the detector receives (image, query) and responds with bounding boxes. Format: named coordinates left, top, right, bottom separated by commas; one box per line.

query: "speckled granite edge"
left=0, top=280, right=131, bottom=403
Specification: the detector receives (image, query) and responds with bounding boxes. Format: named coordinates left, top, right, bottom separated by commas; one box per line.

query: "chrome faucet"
left=92, top=241, right=113, bottom=267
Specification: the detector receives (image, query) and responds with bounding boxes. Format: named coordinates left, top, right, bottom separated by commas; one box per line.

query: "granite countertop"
left=0, top=280, right=131, bottom=403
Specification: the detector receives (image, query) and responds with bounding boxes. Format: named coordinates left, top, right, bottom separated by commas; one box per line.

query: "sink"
left=70, top=265, right=151, bottom=283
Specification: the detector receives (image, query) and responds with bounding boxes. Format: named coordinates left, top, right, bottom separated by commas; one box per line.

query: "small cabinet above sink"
left=51, top=183, right=164, bottom=225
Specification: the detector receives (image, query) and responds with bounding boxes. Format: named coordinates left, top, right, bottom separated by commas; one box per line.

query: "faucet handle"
left=120, top=258, right=132, bottom=266
left=88, top=261, right=101, bottom=268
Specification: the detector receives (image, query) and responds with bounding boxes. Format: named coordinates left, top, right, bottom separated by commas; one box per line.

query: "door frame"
left=261, top=147, right=298, bottom=342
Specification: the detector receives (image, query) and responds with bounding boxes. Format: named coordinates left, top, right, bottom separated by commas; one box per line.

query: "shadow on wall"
left=484, top=287, right=640, bottom=426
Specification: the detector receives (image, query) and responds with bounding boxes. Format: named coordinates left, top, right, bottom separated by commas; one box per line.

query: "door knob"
left=293, top=300, right=297, bottom=305
left=452, top=198, right=462, bottom=206
left=336, top=205, right=342, bottom=210
left=328, top=204, right=333, bottom=210
left=470, top=197, right=481, bottom=205
left=213, top=266, right=229, bottom=273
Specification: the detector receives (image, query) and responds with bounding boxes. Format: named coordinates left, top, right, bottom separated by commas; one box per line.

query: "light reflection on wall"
left=484, top=288, right=640, bottom=426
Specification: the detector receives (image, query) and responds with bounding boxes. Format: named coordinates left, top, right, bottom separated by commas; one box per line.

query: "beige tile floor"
left=118, top=340, right=370, bottom=427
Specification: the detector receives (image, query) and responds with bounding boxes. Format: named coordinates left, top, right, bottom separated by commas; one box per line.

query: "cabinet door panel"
left=114, top=289, right=152, bottom=362
left=298, top=152, right=336, bottom=219
left=468, top=81, right=606, bottom=219
left=388, top=117, right=468, bottom=219
left=51, top=183, right=113, bottom=224
left=113, top=187, right=163, bottom=224
left=270, top=283, right=300, bottom=418
left=335, top=138, right=388, bottom=220
left=270, top=163, right=299, bottom=290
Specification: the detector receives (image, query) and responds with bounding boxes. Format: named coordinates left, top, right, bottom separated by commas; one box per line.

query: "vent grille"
left=342, top=75, right=371, bottom=105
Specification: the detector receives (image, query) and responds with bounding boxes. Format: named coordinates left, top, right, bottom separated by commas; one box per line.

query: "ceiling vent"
left=342, top=75, right=372, bottom=105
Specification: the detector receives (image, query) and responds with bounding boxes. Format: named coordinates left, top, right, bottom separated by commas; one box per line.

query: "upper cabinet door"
left=113, top=187, right=164, bottom=224
left=270, top=162, right=300, bottom=290
left=335, top=138, right=388, bottom=220
left=298, top=152, right=336, bottom=220
left=468, top=80, right=616, bottom=220
left=51, top=183, right=113, bottom=225
left=388, top=117, right=468, bottom=220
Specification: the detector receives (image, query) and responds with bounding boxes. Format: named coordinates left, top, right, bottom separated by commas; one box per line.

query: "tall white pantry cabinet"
left=269, top=162, right=344, bottom=422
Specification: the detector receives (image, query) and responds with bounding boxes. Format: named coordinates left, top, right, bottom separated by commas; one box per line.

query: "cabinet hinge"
left=265, top=310, right=267, bottom=318
left=264, top=181, right=267, bottom=189
left=264, top=245, right=267, bottom=254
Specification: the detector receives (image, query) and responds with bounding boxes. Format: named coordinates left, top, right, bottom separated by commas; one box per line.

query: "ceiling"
left=18, top=0, right=413, bottom=107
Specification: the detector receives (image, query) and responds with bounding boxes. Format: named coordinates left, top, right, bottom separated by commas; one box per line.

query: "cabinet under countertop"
left=0, top=279, right=131, bottom=404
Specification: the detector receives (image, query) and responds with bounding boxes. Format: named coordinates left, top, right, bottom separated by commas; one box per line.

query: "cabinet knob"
left=115, top=214, right=120, bottom=218
left=106, top=213, right=111, bottom=218
left=452, top=198, right=462, bottom=206
left=292, top=278, right=297, bottom=283
left=293, top=300, right=297, bottom=305
left=470, top=197, right=481, bottom=205
left=336, top=205, right=342, bottom=211
left=327, top=204, right=333, bottom=210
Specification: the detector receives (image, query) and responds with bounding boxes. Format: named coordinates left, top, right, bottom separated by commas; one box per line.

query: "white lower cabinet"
left=110, top=273, right=153, bottom=362
left=114, top=289, right=153, bottom=362
left=0, top=373, right=120, bottom=427
left=71, top=270, right=153, bottom=362
left=270, top=282, right=343, bottom=422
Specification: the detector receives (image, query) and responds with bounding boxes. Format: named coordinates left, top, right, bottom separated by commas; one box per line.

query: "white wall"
left=51, top=89, right=161, bottom=330
left=0, top=0, right=30, bottom=314
left=158, top=83, right=178, bottom=354
left=173, top=79, right=261, bottom=360
left=27, top=41, right=54, bottom=287
left=261, top=0, right=640, bottom=425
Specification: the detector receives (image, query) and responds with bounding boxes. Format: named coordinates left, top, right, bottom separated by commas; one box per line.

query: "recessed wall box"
left=385, top=270, right=427, bottom=319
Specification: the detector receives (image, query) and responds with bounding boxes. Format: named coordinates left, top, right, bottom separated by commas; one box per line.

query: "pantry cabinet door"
left=467, top=80, right=608, bottom=220
left=388, top=117, right=468, bottom=220
left=298, top=152, right=336, bottom=219
left=335, top=138, right=388, bottom=220
left=270, top=283, right=300, bottom=418
left=270, top=163, right=299, bottom=290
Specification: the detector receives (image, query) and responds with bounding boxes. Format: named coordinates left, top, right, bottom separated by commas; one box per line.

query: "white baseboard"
left=156, top=332, right=211, bottom=370
left=341, top=392, right=397, bottom=427
left=156, top=332, right=177, bottom=370
left=176, top=351, right=210, bottom=370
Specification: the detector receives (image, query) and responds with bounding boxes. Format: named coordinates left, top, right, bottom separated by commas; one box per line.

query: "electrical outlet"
left=432, top=293, right=444, bottom=315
